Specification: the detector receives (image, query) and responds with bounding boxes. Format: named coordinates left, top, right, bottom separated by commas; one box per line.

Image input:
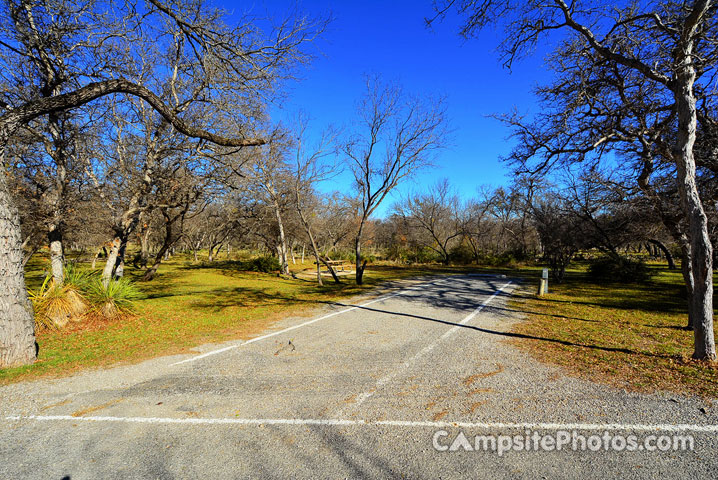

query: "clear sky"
left=225, top=0, right=555, bottom=217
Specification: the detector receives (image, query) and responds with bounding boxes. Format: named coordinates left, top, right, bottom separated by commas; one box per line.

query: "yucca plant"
left=29, top=274, right=90, bottom=330
left=64, top=263, right=95, bottom=291
left=88, top=277, right=143, bottom=318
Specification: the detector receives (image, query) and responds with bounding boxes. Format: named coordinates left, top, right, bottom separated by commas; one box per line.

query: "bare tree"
left=246, top=141, right=294, bottom=276
left=0, top=0, right=322, bottom=367
left=433, top=0, right=718, bottom=359
left=395, top=179, right=462, bottom=264
left=344, top=77, right=448, bottom=284
left=290, top=116, right=340, bottom=285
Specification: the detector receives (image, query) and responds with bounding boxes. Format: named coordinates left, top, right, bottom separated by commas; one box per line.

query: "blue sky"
left=225, top=0, right=554, bottom=217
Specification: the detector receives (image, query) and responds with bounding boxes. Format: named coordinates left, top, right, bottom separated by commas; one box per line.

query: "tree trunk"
left=115, top=238, right=127, bottom=279
left=295, top=204, right=331, bottom=286
left=674, top=55, right=716, bottom=360
left=648, top=239, right=676, bottom=270
left=91, top=245, right=105, bottom=269
left=144, top=223, right=172, bottom=281
left=139, top=223, right=151, bottom=268
left=272, top=200, right=290, bottom=276
left=679, top=241, right=696, bottom=330
left=0, top=139, right=37, bottom=367
left=48, top=226, right=64, bottom=285
left=208, top=243, right=222, bottom=262
left=306, top=232, right=323, bottom=286
left=319, top=256, right=341, bottom=284
left=355, top=221, right=368, bottom=285
left=101, top=235, right=122, bottom=287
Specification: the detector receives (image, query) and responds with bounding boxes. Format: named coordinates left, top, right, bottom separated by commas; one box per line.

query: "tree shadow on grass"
left=542, top=272, right=690, bottom=316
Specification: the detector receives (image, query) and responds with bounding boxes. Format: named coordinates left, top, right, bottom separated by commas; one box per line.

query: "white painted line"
left=4, top=414, right=718, bottom=432
left=348, top=281, right=513, bottom=410
left=170, top=280, right=439, bottom=366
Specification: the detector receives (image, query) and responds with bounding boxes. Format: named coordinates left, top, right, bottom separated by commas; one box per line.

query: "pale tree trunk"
left=0, top=136, right=37, bottom=367
left=91, top=246, right=105, bottom=269
left=208, top=243, right=222, bottom=262
left=674, top=45, right=716, bottom=360
left=45, top=104, right=69, bottom=286
left=101, top=235, right=122, bottom=287
left=272, top=199, right=290, bottom=275
left=48, top=226, right=64, bottom=285
left=301, top=243, right=305, bottom=263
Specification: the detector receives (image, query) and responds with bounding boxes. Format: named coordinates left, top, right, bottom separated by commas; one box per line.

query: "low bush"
left=243, top=256, right=281, bottom=273
left=29, top=275, right=90, bottom=330
left=448, top=244, right=475, bottom=265
left=88, top=277, right=143, bottom=318
left=587, top=256, right=655, bottom=283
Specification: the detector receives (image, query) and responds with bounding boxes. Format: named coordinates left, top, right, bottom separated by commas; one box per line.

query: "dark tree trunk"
left=648, top=239, right=676, bottom=270
left=355, top=221, right=367, bottom=285
left=143, top=222, right=173, bottom=281
left=679, top=242, right=696, bottom=330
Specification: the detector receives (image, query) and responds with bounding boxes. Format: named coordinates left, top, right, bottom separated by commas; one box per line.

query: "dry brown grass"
left=509, top=267, right=718, bottom=398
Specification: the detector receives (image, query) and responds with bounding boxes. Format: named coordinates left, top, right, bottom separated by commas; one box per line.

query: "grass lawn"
left=508, top=265, right=718, bottom=398
left=1, top=255, right=478, bottom=384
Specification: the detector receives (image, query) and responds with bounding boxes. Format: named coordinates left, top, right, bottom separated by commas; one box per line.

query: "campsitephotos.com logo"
left=432, top=430, right=695, bottom=456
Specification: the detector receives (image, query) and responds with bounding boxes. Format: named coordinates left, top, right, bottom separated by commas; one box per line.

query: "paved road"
left=1, top=274, right=716, bottom=479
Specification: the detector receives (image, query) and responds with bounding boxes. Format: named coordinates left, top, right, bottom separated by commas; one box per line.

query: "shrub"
left=406, top=246, right=440, bottom=264
left=448, top=244, right=475, bottom=265
left=29, top=274, right=89, bottom=330
left=243, top=256, right=281, bottom=273
left=64, top=263, right=94, bottom=291
left=587, top=256, right=655, bottom=283
left=88, top=277, right=143, bottom=318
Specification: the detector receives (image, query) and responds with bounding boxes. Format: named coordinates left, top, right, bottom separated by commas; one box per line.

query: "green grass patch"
left=509, top=265, right=718, bottom=398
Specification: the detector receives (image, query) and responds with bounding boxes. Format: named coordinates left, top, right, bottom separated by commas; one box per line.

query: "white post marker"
left=538, top=268, right=549, bottom=295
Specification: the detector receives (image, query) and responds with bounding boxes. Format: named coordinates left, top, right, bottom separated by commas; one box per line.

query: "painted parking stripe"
left=3, top=415, right=718, bottom=432
left=170, top=279, right=441, bottom=366
left=347, top=281, right=513, bottom=410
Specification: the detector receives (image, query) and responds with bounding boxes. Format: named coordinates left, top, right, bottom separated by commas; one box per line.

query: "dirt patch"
left=463, top=364, right=504, bottom=386
left=71, top=398, right=123, bottom=417
left=432, top=409, right=449, bottom=421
